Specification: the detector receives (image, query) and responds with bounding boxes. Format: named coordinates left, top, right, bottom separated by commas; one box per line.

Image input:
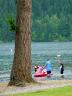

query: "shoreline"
left=0, top=80, right=72, bottom=95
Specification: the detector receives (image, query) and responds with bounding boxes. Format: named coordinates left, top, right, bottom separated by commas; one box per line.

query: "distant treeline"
left=0, top=0, right=72, bottom=42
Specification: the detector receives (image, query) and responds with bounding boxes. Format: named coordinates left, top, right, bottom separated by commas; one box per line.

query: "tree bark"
left=9, top=0, right=34, bottom=86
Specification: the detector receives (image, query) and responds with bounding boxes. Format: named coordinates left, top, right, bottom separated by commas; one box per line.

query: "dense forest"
left=0, top=0, right=72, bottom=42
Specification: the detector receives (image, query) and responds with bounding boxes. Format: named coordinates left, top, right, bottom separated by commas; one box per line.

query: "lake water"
left=0, top=42, right=72, bottom=82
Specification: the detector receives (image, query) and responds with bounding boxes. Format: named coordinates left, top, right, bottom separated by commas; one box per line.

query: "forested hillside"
left=0, top=0, right=16, bottom=42
left=0, top=0, right=72, bottom=42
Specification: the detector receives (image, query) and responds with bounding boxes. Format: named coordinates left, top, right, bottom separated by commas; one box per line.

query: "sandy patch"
left=0, top=80, right=72, bottom=95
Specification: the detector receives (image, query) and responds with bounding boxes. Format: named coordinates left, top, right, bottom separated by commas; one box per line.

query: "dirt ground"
left=0, top=80, right=72, bottom=95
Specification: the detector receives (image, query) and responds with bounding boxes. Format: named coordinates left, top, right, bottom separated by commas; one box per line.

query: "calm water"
left=0, top=42, right=72, bottom=82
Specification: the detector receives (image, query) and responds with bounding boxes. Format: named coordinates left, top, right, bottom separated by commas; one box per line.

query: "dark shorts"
left=47, top=71, right=51, bottom=74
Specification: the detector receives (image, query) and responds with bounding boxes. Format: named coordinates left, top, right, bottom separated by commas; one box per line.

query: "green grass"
left=10, top=86, right=72, bottom=96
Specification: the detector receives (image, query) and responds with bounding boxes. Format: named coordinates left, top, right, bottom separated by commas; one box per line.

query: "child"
left=60, top=63, right=64, bottom=77
left=34, top=64, right=39, bottom=72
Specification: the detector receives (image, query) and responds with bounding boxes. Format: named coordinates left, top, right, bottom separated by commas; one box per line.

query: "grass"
left=10, top=86, right=72, bottom=96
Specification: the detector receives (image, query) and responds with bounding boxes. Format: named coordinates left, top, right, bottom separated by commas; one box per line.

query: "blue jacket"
left=45, top=61, right=52, bottom=71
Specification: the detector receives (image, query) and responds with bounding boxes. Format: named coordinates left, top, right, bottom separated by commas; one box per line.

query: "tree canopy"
left=0, top=0, right=72, bottom=42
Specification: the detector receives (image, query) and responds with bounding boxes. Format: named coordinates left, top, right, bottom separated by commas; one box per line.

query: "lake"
left=0, top=42, right=72, bottom=82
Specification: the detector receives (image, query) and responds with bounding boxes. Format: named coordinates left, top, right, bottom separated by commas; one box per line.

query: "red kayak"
left=34, top=72, right=47, bottom=77
left=34, top=67, right=47, bottom=77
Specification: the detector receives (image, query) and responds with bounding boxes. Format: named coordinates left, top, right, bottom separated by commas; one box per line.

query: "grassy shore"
left=0, top=80, right=72, bottom=95
left=10, top=86, right=72, bottom=96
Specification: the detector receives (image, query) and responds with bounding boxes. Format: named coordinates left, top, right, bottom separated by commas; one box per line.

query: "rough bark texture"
left=9, top=0, right=34, bottom=86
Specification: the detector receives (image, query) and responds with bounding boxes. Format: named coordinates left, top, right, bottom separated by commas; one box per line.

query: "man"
left=44, top=59, right=52, bottom=77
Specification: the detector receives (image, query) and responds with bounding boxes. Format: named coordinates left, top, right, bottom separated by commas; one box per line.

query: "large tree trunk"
left=9, top=0, right=34, bottom=86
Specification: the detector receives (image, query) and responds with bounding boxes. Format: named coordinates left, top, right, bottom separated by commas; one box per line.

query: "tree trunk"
left=9, top=0, right=34, bottom=86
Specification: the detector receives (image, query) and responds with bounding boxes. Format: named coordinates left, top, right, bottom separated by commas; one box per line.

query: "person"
left=34, top=64, right=39, bottom=72
left=59, top=63, right=64, bottom=78
left=44, top=59, right=52, bottom=77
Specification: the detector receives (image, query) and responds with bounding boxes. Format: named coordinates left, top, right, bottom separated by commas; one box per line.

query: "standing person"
left=59, top=63, right=64, bottom=78
left=44, top=59, right=52, bottom=77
